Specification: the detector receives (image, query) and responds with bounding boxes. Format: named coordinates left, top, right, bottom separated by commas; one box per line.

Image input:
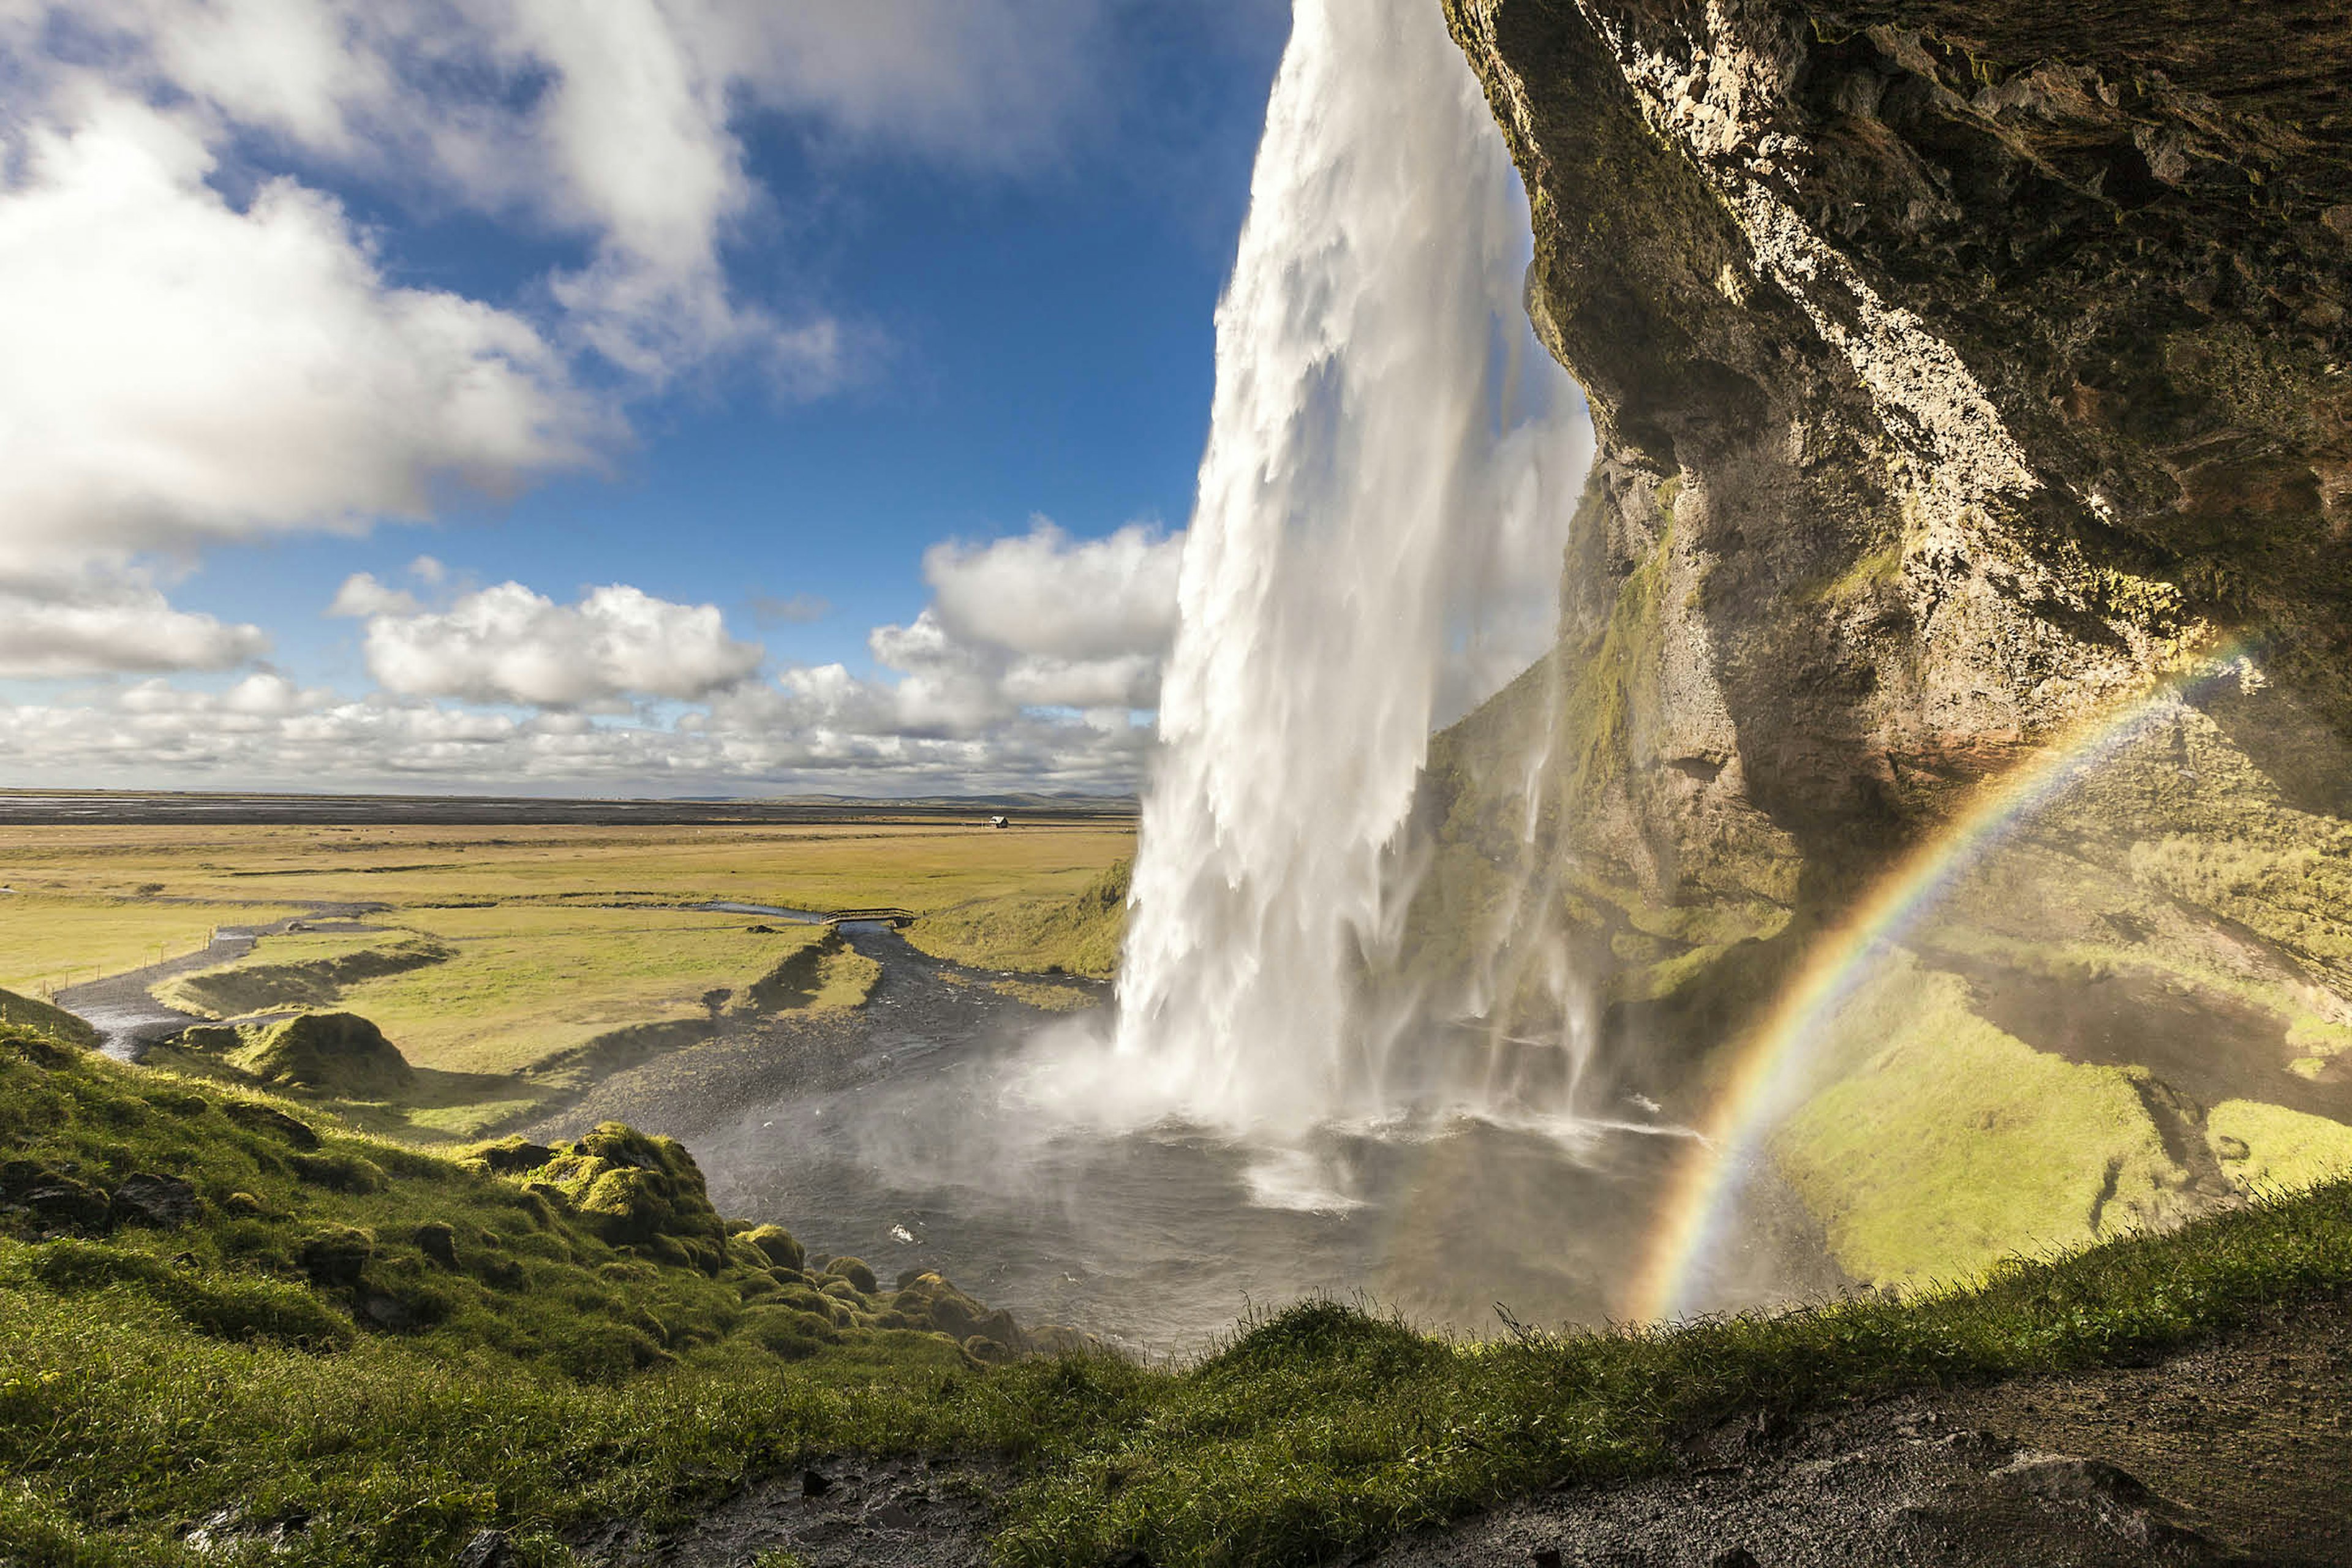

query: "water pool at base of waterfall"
left=683, top=962, right=1835, bottom=1355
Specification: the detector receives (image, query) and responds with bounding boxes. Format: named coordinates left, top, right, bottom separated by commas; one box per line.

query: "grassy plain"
left=5, top=1001, right=2351, bottom=1567
left=0, top=820, right=1133, bottom=922
left=2, top=819, right=1130, bottom=1140
left=0, top=895, right=305, bottom=997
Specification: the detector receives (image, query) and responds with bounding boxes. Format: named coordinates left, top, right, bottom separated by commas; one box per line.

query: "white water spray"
left=1105, top=0, right=1591, bottom=1140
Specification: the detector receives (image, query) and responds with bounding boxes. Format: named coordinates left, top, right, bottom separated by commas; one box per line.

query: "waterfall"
left=1106, top=0, right=1591, bottom=1139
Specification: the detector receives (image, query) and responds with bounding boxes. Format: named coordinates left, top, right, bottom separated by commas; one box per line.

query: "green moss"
left=1770, top=957, right=2191, bottom=1287
left=1797, top=540, right=1903, bottom=603
left=738, top=1223, right=805, bottom=1272
left=224, top=1012, right=415, bottom=1099
left=527, top=1123, right=730, bottom=1272
left=2207, top=1100, right=2352, bottom=1193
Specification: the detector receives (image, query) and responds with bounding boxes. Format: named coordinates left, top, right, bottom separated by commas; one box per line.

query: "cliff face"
left=1447, top=0, right=2350, bottom=833
left=1421, top=0, right=2352, bottom=1291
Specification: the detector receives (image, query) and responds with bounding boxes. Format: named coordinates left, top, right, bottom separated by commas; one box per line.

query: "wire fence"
left=30, top=925, right=225, bottom=1001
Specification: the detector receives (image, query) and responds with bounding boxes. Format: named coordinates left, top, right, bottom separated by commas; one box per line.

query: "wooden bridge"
left=819, top=907, right=917, bottom=929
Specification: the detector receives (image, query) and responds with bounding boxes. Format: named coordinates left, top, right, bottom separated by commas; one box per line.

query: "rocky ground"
left=1373, top=1297, right=2351, bottom=1568
left=568, top=1297, right=2349, bottom=1568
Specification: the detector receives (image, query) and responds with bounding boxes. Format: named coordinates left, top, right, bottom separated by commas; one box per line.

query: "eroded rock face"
left=1444, top=0, right=2352, bottom=854
left=1420, top=0, right=2352, bottom=1290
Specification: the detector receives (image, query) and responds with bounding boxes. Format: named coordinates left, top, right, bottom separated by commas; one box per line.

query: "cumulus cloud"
left=357, top=582, right=764, bottom=707
left=762, top=519, right=1183, bottom=744
left=7, top=0, right=1117, bottom=384
left=0, top=581, right=270, bottom=679
left=0, top=94, right=596, bottom=579
left=326, top=574, right=422, bottom=619
left=0, top=679, right=1150, bottom=796
left=925, top=520, right=1183, bottom=662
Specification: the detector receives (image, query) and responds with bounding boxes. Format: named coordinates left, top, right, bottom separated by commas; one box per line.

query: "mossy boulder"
left=824, top=1256, right=878, bottom=1294
left=524, top=1123, right=728, bottom=1272
left=737, top=1223, right=805, bottom=1272
left=891, top=1271, right=1026, bottom=1351
left=228, top=1014, right=413, bottom=1099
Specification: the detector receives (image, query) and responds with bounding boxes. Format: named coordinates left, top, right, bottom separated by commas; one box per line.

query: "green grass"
left=314, top=908, right=832, bottom=1078
left=6, top=993, right=2352, bottom=1566
left=0, top=896, right=304, bottom=996
left=906, top=858, right=1130, bottom=978
left=151, top=930, right=452, bottom=1019
left=1770, top=956, right=2196, bottom=1288
left=2208, top=1099, right=2352, bottom=1192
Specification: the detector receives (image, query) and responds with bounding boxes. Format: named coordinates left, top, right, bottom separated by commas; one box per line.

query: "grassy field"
left=2, top=819, right=1131, bottom=1140
left=0, top=821, right=1133, bottom=929
left=0, top=894, right=305, bottom=997
left=4, top=998, right=2351, bottom=1567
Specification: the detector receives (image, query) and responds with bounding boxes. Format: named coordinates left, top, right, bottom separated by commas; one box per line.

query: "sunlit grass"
left=0, top=894, right=306, bottom=995
left=331, top=907, right=829, bottom=1077
left=4, top=1001, right=2351, bottom=1566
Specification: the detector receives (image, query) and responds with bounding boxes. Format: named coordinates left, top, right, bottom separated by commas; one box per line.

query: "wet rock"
left=1996, top=1452, right=2149, bottom=1506
left=223, top=1101, right=321, bottom=1150
left=111, top=1172, right=199, bottom=1229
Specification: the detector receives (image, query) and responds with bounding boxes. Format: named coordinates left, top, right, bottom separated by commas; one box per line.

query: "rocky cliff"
left=1423, top=0, right=2352, bottom=1290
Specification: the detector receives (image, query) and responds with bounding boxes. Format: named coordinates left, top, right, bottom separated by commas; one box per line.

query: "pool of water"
left=666, top=927, right=1835, bottom=1355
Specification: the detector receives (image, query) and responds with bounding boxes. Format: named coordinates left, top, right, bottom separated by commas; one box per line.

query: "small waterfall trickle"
left=1102, top=0, right=1592, bottom=1144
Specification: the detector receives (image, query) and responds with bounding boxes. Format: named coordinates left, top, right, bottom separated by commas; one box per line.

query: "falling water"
left=1107, top=0, right=1591, bottom=1140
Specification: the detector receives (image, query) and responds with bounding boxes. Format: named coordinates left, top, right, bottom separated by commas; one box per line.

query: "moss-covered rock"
left=824, top=1255, right=878, bottom=1294
left=227, top=1014, right=413, bottom=1099
left=524, top=1123, right=728, bottom=1273
left=737, top=1223, right=804, bottom=1272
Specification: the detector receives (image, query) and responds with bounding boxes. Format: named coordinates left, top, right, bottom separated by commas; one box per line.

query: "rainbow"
left=1624, top=641, right=2256, bottom=1324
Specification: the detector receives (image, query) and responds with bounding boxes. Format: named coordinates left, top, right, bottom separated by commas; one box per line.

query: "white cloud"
left=7, top=0, right=1119, bottom=384
left=0, top=578, right=268, bottom=678
left=925, top=520, right=1183, bottom=662
left=327, top=573, right=421, bottom=619
left=0, top=94, right=596, bottom=579
left=0, top=679, right=1149, bottom=796
left=756, top=519, right=1183, bottom=744
left=359, top=581, right=764, bottom=707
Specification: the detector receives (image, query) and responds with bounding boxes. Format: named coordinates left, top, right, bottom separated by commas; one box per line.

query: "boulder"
left=738, top=1223, right=805, bottom=1271
left=524, top=1123, right=728, bottom=1271
left=26, top=1178, right=111, bottom=1234
left=467, top=1137, right=556, bottom=1175
left=110, top=1173, right=199, bottom=1229
left=413, top=1221, right=458, bottom=1268
left=298, top=1225, right=374, bottom=1287
left=230, top=1013, right=413, bottom=1098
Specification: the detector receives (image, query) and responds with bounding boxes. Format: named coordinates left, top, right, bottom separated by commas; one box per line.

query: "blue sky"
left=0, top=1, right=1297, bottom=795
